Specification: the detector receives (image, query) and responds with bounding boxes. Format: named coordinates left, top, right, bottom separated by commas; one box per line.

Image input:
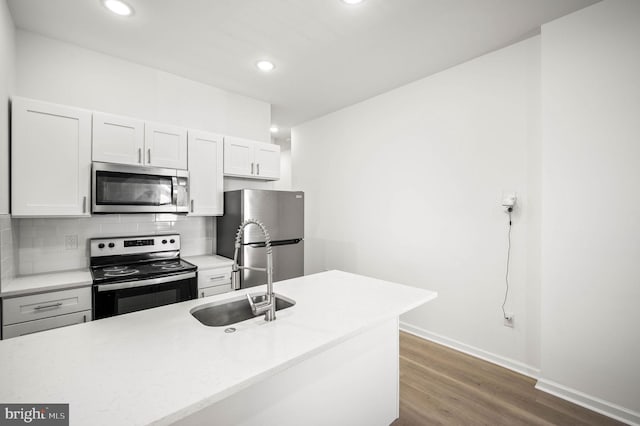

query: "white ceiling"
left=8, top=0, right=599, bottom=138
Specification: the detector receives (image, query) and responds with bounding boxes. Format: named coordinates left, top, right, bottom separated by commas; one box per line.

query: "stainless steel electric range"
left=90, top=234, right=198, bottom=320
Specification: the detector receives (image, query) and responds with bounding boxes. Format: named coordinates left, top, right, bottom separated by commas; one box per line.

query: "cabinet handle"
left=251, top=163, right=254, bottom=175
left=190, top=199, right=194, bottom=213
left=201, top=292, right=205, bottom=298
left=148, top=148, right=151, bottom=164
left=82, top=196, right=87, bottom=213
left=34, top=302, right=63, bottom=311
left=83, top=315, right=87, bottom=323
left=138, top=148, right=142, bottom=164
left=209, top=275, right=225, bottom=281
left=256, top=163, right=260, bottom=175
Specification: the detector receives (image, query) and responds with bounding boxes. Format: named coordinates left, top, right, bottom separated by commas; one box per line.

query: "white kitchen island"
left=0, top=270, right=436, bottom=426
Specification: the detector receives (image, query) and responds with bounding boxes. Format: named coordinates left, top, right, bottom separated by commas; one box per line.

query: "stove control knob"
left=108, top=243, right=115, bottom=248
left=162, top=239, right=167, bottom=244
left=170, top=239, right=175, bottom=244
left=98, top=243, right=105, bottom=249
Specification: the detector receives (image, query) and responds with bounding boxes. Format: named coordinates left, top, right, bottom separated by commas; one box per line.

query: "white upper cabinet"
left=145, top=122, right=188, bottom=170
left=224, top=137, right=254, bottom=176
left=254, top=143, right=281, bottom=180
left=11, top=97, right=91, bottom=217
left=92, top=115, right=188, bottom=169
left=93, top=112, right=145, bottom=165
left=223, top=137, right=280, bottom=180
left=188, top=131, right=224, bottom=216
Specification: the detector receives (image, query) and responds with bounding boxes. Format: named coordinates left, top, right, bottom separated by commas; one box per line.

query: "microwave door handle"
left=172, top=177, right=178, bottom=206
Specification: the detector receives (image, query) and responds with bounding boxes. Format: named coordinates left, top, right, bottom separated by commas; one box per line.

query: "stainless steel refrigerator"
left=217, top=189, right=304, bottom=289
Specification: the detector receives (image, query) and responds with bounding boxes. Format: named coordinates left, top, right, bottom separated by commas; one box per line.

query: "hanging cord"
left=502, top=210, right=512, bottom=319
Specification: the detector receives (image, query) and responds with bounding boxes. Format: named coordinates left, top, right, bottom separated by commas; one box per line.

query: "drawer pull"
left=209, top=275, right=226, bottom=281
left=33, top=302, right=63, bottom=311
left=201, top=292, right=205, bottom=298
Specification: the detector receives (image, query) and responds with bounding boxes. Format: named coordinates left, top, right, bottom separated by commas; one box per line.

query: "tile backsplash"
left=1, top=214, right=16, bottom=282
left=15, top=214, right=215, bottom=275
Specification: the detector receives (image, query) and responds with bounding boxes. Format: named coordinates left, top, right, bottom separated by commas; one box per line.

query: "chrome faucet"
left=231, top=219, right=276, bottom=322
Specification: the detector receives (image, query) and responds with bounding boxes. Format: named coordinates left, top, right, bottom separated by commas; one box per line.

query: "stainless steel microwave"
left=92, top=162, right=189, bottom=214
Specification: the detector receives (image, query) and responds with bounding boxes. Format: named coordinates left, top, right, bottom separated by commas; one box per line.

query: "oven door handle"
left=96, top=272, right=196, bottom=292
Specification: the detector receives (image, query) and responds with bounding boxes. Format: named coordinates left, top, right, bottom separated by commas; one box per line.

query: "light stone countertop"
left=0, top=270, right=437, bottom=426
left=0, top=255, right=233, bottom=298
left=0, top=269, right=93, bottom=298
left=183, top=254, right=234, bottom=270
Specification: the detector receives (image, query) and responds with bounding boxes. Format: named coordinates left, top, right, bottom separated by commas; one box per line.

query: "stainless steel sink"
left=191, top=293, right=295, bottom=327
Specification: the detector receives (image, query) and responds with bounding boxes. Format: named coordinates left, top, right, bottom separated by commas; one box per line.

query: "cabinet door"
left=197, top=267, right=232, bottom=290
left=223, top=137, right=254, bottom=177
left=93, top=112, right=145, bottom=165
left=2, top=287, right=92, bottom=325
left=200, top=285, right=232, bottom=298
left=2, top=310, right=91, bottom=340
left=188, top=131, right=224, bottom=216
left=254, top=142, right=281, bottom=179
left=144, top=122, right=188, bottom=169
left=11, top=97, right=91, bottom=217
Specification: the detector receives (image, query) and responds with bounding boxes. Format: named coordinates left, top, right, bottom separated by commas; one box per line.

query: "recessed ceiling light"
left=256, top=60, right=275, bottom=72
left=270, top=125, right=279, bottom=133
left=341, top=0, right=364, bottom=4
left=102, top=0, right=133, bottom=16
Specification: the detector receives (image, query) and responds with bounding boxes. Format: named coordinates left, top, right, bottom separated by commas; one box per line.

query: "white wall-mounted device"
left=502, top=194, right=517, bottom=213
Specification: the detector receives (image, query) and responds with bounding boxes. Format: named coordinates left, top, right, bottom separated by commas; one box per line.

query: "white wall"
left=273, top=138, right=292, bottom=191
left=539, top=0, right=640, bottom=422
left=15, top=30, right=270, bottom=142
left=293, top=37, right=541, bottom=375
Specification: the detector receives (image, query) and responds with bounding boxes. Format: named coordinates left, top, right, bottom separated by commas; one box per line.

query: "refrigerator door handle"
left=247, top=239, right=302, bottom=248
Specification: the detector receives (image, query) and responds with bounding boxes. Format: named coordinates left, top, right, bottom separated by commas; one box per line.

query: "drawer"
left=199, top=283, right=233, bottom=298
left=2, top=310, right=91, bottom=340
left=2, top=287, right=92, bottom=326
left=197, top=267, right=231, bottom=290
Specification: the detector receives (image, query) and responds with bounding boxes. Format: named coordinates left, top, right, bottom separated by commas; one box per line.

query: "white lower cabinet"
left=1, top=287, right=92, bottom=340
left=198, top=267, right=232, bottom=298
left=2, top=310, right=91, bottom=339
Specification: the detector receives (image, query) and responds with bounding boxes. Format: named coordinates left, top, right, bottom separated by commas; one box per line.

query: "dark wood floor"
left=392, top=332, right=624, bottom=426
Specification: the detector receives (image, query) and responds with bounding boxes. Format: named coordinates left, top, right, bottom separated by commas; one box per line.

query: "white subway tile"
left=156, top=213, right=188, bottom=222
left=100, top=223, right=139, bottom=236
left=121, top=214, right=155, bottom=223
left=18, top=258, right=33, bottom=276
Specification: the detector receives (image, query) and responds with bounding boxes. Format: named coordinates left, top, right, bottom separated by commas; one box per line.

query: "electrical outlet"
left=504, top=313, right=514, bottom=328
left=64, top=235, right=78, bottom=250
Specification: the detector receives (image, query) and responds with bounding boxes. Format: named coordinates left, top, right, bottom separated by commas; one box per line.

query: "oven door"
left=93, top=272, right=197, bottom=320
left=92, top=162, right=189, bottom=213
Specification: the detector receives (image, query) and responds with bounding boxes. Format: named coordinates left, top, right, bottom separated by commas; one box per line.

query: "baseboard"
left=399, top=322, right=540, bottom=379
left=536, top=379, right=640, bottom=426
left=400, top=322, right=639, bottom=426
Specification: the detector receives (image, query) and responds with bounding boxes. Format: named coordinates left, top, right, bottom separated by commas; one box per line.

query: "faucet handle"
left=246, top=293, right=258, bottom=315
